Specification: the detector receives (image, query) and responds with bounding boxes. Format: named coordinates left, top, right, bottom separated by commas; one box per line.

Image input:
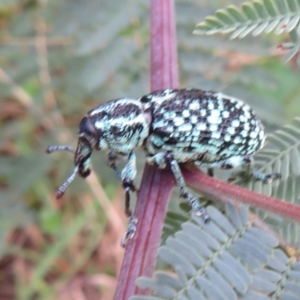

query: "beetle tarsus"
left=121, top=215, right=138, bottom=248
left=251, top=171, right=282, bottom=183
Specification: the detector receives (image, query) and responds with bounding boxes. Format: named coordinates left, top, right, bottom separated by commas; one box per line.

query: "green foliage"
left=194, top=0, right=300, bottom=64
left=195, top=0, right=300, bottom=37
left=240, top=117, right=300, bottom=246
left=132, top=204, right=300, bottom=300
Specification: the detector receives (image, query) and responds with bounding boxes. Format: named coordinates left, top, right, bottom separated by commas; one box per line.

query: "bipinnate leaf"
left=194, top=0, right=300, bottom=39
left=132, top=204, right=300, bottom=300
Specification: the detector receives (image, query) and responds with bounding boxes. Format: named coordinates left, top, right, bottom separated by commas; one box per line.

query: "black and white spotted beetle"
left=47, top=88, right=280, bottom=246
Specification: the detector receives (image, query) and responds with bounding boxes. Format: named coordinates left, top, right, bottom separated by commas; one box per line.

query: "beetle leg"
left=107, top=151, right=137, bottom=204
left=250, top=171, right=282, bottom=183
left=147, top=152, right=167, bottom=168
left=121, top=152, right=137, bottom=224
left=242, top=156, right=281, bottom=183
left=119, top=152, right=138, bottom=247
left=207, top=168, right=214, bottom=177
left=147, top=152, right=210, bottom=223
left=107, top=151, right=138, bottom=246
left=214, top=155, right=281, bottom=183
left=120, top=214, right=138, bottom=248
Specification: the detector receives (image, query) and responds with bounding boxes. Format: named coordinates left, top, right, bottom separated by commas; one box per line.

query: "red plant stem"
left=150, top=0, right=179, bottom=89
left=114, top=0, right=178, bottom=299
left=183, top=165, right=300, bottom=222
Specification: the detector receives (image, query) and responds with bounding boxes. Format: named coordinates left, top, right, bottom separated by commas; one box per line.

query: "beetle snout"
left=78, top=162, right=91, bottom=178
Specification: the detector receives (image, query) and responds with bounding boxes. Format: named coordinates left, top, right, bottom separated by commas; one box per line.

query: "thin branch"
left=183, top=165, right=300, bottom=222
left=114, top=0, right=178, bottom=298
left=150, top=0, right=179, bottom=90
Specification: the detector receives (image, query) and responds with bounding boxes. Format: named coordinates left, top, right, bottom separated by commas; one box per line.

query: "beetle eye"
left=79, top=116, right=95, bottom=137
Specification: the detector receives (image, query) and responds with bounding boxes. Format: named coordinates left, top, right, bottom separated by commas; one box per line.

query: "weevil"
left=47, top=88, right=280, bottom=246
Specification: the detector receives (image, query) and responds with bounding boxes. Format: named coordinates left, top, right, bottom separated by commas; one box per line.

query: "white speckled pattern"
left=142, top=88, right=265, bottom=168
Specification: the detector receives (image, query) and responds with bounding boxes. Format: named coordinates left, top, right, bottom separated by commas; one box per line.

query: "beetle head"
left=75, top=116, right=98, bottom=178
left=46, top=116, right=97, bottom=199
left=74, top=136, right=92, bottom=179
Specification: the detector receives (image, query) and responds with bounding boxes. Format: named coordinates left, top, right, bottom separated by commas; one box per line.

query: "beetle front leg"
left=147, top=152, right=210, bottom=223
left=120, top=152, right=138, bottom=247
left=107, top=151, right=138, bottom=247
left=107, top=150, right=122, bottom=179
left=120, top=152, right=137, bottom=214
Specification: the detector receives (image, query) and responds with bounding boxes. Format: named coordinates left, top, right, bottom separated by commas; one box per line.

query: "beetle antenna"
left=55, top=165, right=79, bottom=199
left=46, top=145, right=75, bottom=154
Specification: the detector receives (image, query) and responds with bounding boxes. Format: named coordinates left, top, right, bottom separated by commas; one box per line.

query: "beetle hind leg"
left=216, top=155, right=281, bottom=183
left=243, top=159, right=281, bottom=183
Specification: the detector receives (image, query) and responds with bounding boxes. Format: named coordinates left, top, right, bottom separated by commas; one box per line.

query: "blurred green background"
left=0, top=0, right=299, bottom=299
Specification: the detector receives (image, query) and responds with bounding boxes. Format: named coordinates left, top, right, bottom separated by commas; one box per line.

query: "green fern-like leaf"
left=246, top=117, right=300, bottom=194
left=194, top=0, right=300, bottom=39
left=227, top=117, right=300, bottom=246
left=280, top=29, right=300, bottom=62
left=131, top=204, right=300, bottom=300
